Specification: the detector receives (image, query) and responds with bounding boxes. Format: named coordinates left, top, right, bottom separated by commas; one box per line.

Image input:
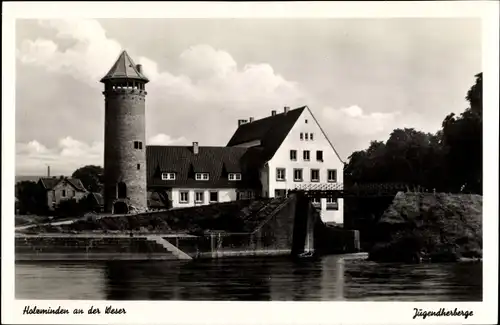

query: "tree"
left=344, top=72, right=482, bottom=194
left=72, top=165, right=104, bottom=193
left=441, top=73, right=482, bottom=194
left=15, top=181, right=47, bottom=215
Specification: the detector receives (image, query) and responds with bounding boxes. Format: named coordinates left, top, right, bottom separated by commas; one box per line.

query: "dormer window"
left=195, top=173, right=209, bottom=181
left=228, top=173, right=242, bottom=181
left=161, top=172, right=176, bottom=180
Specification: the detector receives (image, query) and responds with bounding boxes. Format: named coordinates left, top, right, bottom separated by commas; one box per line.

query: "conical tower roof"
left=100, top=50, right=149, bottom=83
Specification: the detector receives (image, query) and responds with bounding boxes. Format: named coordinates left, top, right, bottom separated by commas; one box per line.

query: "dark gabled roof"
left=100, top=50, right=149, bottom=83
left=147, top=146, right=261, bottom=189
left=39, top=177, right=87, bottom=192
left=226, top=106, right=306, bottom=162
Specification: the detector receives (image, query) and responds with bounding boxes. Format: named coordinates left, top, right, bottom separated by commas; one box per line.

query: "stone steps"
left=15, top=235, right=180, bottom=259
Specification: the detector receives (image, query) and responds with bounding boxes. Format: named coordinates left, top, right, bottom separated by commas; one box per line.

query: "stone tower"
left=101, top=50, right=149, bottom=214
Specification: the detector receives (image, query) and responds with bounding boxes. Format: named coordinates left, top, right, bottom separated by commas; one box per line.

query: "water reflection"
left=15, top=255, right=482, bottom=301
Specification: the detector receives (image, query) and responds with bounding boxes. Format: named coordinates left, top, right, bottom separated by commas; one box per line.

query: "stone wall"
left=15, top=235, right=177, bottom=261
left=103, top=88, right=147, bottom=213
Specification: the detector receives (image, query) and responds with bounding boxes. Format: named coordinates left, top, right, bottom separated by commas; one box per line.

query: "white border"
left=2, top=2, right=499, bottom=325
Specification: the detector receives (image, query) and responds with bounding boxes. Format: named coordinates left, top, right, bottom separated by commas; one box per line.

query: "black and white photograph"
left=2, top=2, right=499, bottom=324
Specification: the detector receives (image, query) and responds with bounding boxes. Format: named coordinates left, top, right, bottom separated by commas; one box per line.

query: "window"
left=305, top=133, right=309, bottom=140
left=195, top=191, right=204, bottom=203
left=276, top=168, right=286, bottom=181
left=179, top=191, right=189, bottom=203
left=311, top=197, right=321, bottom=208
left=316, top=150, right=323, bottom=161
left=293, top=168, right=303, bottom=182
left=209, top=191, right=218, bottom=202
left=300, top=133, right=304, bottom=140
left=195, top=173, right=209, bottom=181
left=61, top=190, right=66, bottom=197
left=311, top=169, right=320, bottom=182
left=303, top=150, right=310, bottom=161
left=133, top=141, right=143, bottom=150
left=326, top=197, right=339, bottom=210
left=310, top=133, right=314, bottom=140
left=327, top=169, right=337, bottom=182
left=305, top=119, right=308, bottom=124
left=228, top=173, right=242, bottom=181
left=161, top=172, right=176, bottom=180
left=290, top=150, right=297, bottom=161
left=137, top=164, right=141, bottom=170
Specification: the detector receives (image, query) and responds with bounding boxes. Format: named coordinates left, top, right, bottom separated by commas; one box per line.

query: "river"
left=15, top=255, right=482, bottom=301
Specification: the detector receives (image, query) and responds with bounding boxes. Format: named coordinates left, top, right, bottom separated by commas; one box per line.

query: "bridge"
left=288, top=182, right=422, bottom=198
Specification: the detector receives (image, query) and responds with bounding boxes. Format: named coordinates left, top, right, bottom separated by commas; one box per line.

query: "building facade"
left=227, top=106, right=345, bottom=224
left=38, top=177, right=88, bottom=210
left=146, top=144, right=258, bottom=209
left=101, top=51, right=149, bottom=214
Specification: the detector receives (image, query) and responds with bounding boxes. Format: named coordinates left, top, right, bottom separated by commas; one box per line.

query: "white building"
left=147, top=106, right=344, bottom=224
left=227, top=106, right=345, bottom=224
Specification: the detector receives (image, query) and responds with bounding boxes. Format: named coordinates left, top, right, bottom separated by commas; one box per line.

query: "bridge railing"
left=288, top=182, right=422, bottom=198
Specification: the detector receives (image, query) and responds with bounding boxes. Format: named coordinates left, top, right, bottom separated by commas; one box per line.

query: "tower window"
left=134, top=141, right=143, bottom=150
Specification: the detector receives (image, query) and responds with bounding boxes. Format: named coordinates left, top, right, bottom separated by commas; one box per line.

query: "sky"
left=15, top=18, right=481, bottom=176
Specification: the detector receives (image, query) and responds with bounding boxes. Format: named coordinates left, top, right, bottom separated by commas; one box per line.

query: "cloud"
left=15, top=19, right=405, bottom=172
left=16, top=134, right=186, bottom=175
left=17, top=19, right=305, bottom=105
left=321, top=105, right=399, bottom=136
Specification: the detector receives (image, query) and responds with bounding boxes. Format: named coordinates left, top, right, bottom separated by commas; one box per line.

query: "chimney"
left=136, top=64, right=143, bottom=74
left=193, top=142, right=199, bottom=155
left=284, top=106, right=290, bottom=114
left=271, top=110, right=277, bottom=116
left=238, top=119, right=248, bottom=127
left=47, top=165, right=50, bottom=177
left=249, top=117, right=254, bottom=123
